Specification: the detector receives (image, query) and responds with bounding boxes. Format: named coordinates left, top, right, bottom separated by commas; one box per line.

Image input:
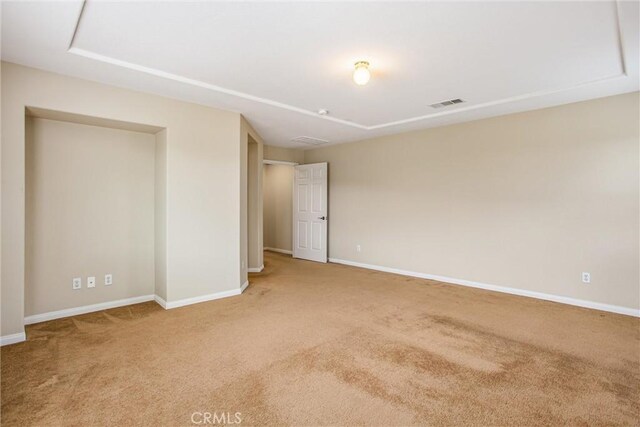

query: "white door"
left=293, top=163, right=328, bottom=263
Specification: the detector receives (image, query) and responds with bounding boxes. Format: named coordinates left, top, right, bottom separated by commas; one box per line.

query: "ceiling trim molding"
left=68, top=0, right=629, bottom=132
left=67, top=45, right=367, bottom=130
left=365, top=73, right=627, bottom=130
left=68, top=0, right=87, bottom=49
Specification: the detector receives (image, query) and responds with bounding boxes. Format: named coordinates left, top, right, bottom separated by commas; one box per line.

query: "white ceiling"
left=2, top=1, right=638, bottom=148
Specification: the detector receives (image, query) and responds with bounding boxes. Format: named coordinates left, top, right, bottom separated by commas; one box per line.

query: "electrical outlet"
left=356, top=245, right=362, bottom=252
left=72, top=277, right=82, bottom=290
left=87, top=276, right=96, bottom=288
left=582, top=272, right=591, bottom=284
left=105, top=274, right=113, bottom=286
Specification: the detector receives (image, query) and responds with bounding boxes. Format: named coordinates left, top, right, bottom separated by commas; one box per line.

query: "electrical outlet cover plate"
left=105, top=274, right=113, bottom=286
left=72, top=277, right=82, bottom=290
left=88, top=276, right=96, bottom=288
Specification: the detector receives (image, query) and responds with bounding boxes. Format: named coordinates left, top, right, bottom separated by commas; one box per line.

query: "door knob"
left=318, top=216, right=326, bottom=220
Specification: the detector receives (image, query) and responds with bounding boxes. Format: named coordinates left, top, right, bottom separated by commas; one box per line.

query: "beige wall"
left=248, top=135, right=262, bottom=269
left=154, top=129, right=168, bottom=300
left=240, top=117, right=264, bottom=280
left=2, top=62, right=245, bottom=336
left=305, top=92, right=640, bottom=310
left=263, top=164, right=294, bottom=252
left=264, top=145, right=304, bottom=164
left=25, top=117, right=156, bottom=315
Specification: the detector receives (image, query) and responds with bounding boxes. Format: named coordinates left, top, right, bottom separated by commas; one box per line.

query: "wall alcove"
left=24, top=107, right=167, bottom=321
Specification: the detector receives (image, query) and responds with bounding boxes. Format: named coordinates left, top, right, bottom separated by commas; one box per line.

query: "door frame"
left=263, top=159, right=299, bottom=166
left=262, top=159, right=298, bottom=257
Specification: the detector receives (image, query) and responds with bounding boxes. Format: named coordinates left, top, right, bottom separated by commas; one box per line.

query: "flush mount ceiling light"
left=353, top=61, right=371, bottom=86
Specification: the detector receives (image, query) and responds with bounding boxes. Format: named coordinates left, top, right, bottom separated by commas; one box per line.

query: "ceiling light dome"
left=353, top=61, right=370, bottom=86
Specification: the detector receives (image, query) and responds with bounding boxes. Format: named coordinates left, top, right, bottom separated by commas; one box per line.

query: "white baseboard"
left=154, top=295, right=168, bottom=309
left=162, top=281, right=248, bottom=309
left=329, top=258, right=640, bottom=318
left=248, top=265, right=264, bottom=273
left=162, top=288, right=242, bottom=309
left=18, top=283, right=252, bottom=336
left=264, top=247, right=292, bottom=255
left=24, top=295, right=156, bottom=325
left=0, top=332, right=26, bottom=347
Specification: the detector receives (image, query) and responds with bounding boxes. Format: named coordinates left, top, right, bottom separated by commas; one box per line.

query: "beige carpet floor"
left=1, top=251, right=639, bottom=426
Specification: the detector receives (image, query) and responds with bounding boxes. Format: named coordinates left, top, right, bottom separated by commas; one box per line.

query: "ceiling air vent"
left=429, top=98, right=465, bottom=109
left=291, top=136, right=329, bottom=145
